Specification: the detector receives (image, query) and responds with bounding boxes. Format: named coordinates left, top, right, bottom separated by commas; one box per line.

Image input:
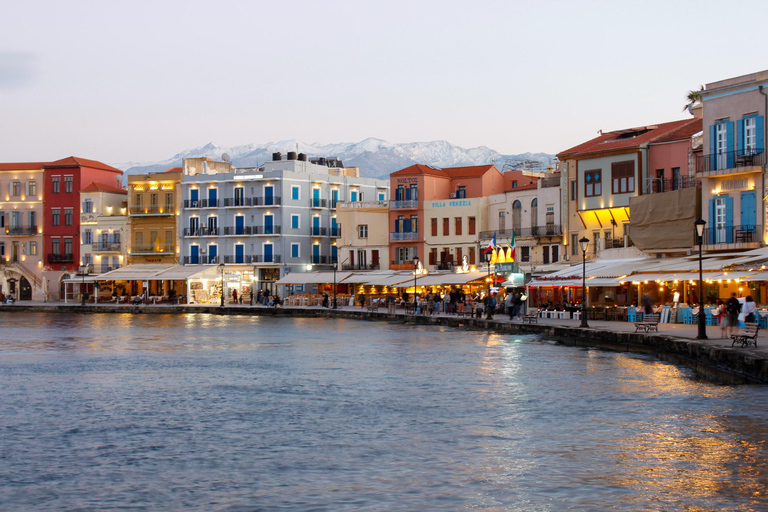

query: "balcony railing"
left=696, top=149, right=765, bottom=174
left=183, top=227, right=220, bottom=236
left=223, top=254, right=256, bottom=264
left=223, top=226, right=254, bottom=235
left=645, top=176, right=700, bottom=194
left=391, top=200, right=418, bottom=209
left=95, top=243, right=121, bottom=252
left=183, top=255, right=221, bottom=265
left=436, top=261, right=455, bottom=270
left=311, top=255, right=330, bottom=264
left=341, top=264, right=380, bottom=271
left=479, top=228, right=516, bottom=240
left=604, top=236, right=634, bottom=249
left=129, top=205, right=176, bottom=215
left=223, top=197, right=253, bottom=207
left=311, top=227, right=328, bottom=236
left=310, top=198, right=328, bottom=208
left=390, top=232, right=419, bottom=241
left=47, top=253, right=74, bottom=263
left=130, top=244, right=175, bottom=254
left=703, top=224, right=762, bottom=245
left=516, top=225, right=563, bottom=237
left=253, top=254, right=282, bottom=263
left=252, top=196, right=282, bottom=206
left=253, top=225, right=282, bottom=235
left=331, top=226, right=341, bottom=237
left=6, top=226, right=38, bottom=235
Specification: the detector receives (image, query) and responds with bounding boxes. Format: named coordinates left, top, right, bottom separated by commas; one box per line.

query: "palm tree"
left=683, top=86, right=704, bottom=112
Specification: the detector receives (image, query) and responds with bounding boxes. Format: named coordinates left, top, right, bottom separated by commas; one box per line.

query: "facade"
left=0, top=162, right=45, bottom=301
left=423, top=197, right=486, bottom=270
left=557, top=119, right=701, bottom=260
left=80, top=182, right=128, bottom=274
left=336, top=199, right=389, bottom=270
left=388, top=164, right=504, bottom=270
left=699, top=70, right=768, bottom=251
left=127, top=168, right=182, bottom=264
left=484, top=170, right=562, bottom=268
left=179, top=153, right=389, bottom=294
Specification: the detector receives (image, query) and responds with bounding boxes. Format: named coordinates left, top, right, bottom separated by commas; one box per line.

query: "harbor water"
left=1, top=312, right=767, bottom=510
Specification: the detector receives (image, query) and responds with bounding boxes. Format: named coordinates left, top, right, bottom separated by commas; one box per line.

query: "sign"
left=143, top=281, right=149, bottom=288
left=495, top=262, right=516, bottom=272
left=506, top=272, right=525, bottom=287
left=491, top=287, right=499, bottom=293
left=429, top=199, right=472, bottom=208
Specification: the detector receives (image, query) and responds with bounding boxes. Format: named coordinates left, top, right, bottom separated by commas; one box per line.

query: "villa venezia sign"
left=430, top=200, right=472, bottom=207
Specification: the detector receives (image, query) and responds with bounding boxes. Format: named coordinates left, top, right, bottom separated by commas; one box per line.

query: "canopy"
left=95, top=264, right=208, bottom=282
left=275, top=271, right=353, bottom=285
left=416, top=271, right=487, bottom=286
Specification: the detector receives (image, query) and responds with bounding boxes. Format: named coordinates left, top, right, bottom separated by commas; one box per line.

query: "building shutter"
left=737, top=118, right=745, bottom=156
left=757, top=115, right=764, bottom=152
left=726, top=121, right=735, bottom=168
left=725, top=195, right=734, bottom=244
left=710, top=124, right=717, bottom=162
left=708, top=198, right=716, bottom=244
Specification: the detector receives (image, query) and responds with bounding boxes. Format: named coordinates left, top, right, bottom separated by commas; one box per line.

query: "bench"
left=635, top=313, right=660, bottom=332
left=521, top=309, right=539, bottom=323
left=731, top=323, right=759, bottom=348
left=366, top=303, right=379, bottom=312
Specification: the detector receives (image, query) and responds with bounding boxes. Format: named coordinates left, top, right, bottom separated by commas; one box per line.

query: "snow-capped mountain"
left=114, top=139, right=555, bottom=179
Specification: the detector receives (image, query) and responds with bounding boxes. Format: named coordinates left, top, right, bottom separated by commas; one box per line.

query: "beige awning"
left=275, top=271, right=352, bottom=285
left=95, top=264, right=209, bottom=281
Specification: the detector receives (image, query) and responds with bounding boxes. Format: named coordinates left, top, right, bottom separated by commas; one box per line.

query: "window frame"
left=610, top=161, right=634, bottom=194
left=584, top=169, right=602, bottom=197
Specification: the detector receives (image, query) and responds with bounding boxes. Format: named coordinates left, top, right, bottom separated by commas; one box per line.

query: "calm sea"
left=1, top=312, right=767, bottom=511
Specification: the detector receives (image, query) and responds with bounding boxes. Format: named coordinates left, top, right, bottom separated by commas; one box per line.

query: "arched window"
left=512, top=200, right=522, bottom=232
left=531, top=198, right=538, bottom=230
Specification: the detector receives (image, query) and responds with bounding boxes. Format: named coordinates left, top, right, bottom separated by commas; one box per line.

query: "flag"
left=509, top=231, right=516, bottom=262
left=484, top=232, right=496, bottom=254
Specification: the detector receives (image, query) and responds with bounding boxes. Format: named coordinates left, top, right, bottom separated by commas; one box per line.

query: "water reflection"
left=0, top=312, right=767, bottom=510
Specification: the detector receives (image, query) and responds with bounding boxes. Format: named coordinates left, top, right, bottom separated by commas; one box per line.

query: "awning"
left=275, top=271, right=352, bottom=285
left=62, top=275, right=100, bottom=283
left=359, top=273, right=422, bottom=287
left=416, top=271, right=488, bottom=286
left=95, top=264, right=209, bottom=282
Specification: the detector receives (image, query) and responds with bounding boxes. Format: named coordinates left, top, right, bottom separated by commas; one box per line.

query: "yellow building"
left=127, top=168, right=182, bottom=264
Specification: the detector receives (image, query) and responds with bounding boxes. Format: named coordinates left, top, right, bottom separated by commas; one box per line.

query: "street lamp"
left=80, top=263, right=88, bottom=306
left=413, top=256, right=420, bottom=312
left=579, top=237, right=590, bottom=328
left=218, top=263, right=225, bottom=307
left=333, top=257, right=348, bottom=309
left=485, top=251, right=493, bottom=320
left=695, top=218, right=707, bottom=339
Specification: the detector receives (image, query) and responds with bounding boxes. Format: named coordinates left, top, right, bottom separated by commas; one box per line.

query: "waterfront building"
left=179, top=153, right=389, bottom=298
left=127, top=168, right=182, bottom=265
left=79, top=181, right=128, bottom=274
left=335, top=199, right=389, bottom=270
left=557, top=118, right=702, bottom=260
left=389, top=164, right=504, bottom=271
left=698, top=70, right=768, bottom=252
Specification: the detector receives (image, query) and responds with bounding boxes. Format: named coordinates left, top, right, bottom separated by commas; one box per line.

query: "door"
left=332, top=189, right=339, bottom=208
left=19, top=277, right=31, bottom=301
left=312, top=244, right=320, bottom=264
left=234, top=187, right=244, bottom=206
left=208, top=188, right=217, bottom=207
left=264, top=214, right=274, bottom=235
left=264, top=243, right=273, bottom=263
left=190, top=189, right=199, bottom=207
left=312, top=216, right=320, bottom=236
left=11, top=241, right=19, bottom=263
left=371, top=250, right=379, bottom=268
left=235, top=244, right=244, bottom=264
left=331, top=217, right=338, bottom=236
left=717, top=123, right=728, bottom=170
left=208, top=216, right=218, bottom=234
left=741, top=191, right=757, bottom=238
left=235, top=215, right=244, bottom=235
left=264, top=186, right=274, bottom=206
left=208, top=244, right=217, bottom=264
left=715, top=197, right=727, bottom=243
left=357, top=250, right=366, bottom=268
left=189, top=217, right=199, bottom=235
left=312, top=188, right=320, bottom=207
left=332, top=245, right=338, bottom=264
left=190, top=245, right=199, bottom=265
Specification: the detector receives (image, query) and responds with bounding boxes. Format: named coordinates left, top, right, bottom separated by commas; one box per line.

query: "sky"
left=1, top=0, right=766, bottom=165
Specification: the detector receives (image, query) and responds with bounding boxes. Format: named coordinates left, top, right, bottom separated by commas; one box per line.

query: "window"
left=469, top=247, right=476, bottom=265
left=150, top=231, right=158, bottom=245
left=499, top=211, right=506, bottom=231
left=26, top=181, right=36, bottom=197
left=291, top=215, right=300, bottom=229
left=165, top=193, right=173, bottom=210
left=512, top=181, right=518, bottom=188
left=64, top=209, right=73, bottom=226
left=165, top=231, right=173, bottom=249
left=584, top=169, right=602, bottom=197
left=136, top=232, right=143, bottom=246
left=521, top=246, right=530, bottom=262
left=65, top=176, right=73, bottom=193
left=468, top=217, right=476, bottom=235
left=512, top=201, right=521, bottom=231
left=455, top=217, right=462, bottom=236
left=543, top=246, right=550, bottom=264
left=358, top=225, right=368, bottom=238
left=456, top=247, right=462, bottom=263
left=28, top=211, right=36, bottom=229
left=52, top=209, right=60, bottom=226
left=570, top=180, right=576, bottom=201
left=83, top=229, right=93, bottom=245
left=135, top=194, right=142, bottom=207
left=443, top=218, right=449, bottom=236
left=611, top=161, right=634, bottom=194
left=744, top=116, right=757, bottom=152
left=10, top=211, right=20, bottom=228
left=0, top=212, right=4, bottom=228
left=51, top=238, right=60, bottom=254
left=571, top=233, right=578, bottom=256
left=52, top=176, right=61, bottom=194
left=378, top=192, right=385, bottom=201
left=431, top=218, right=438, bottom=236
left=551, top=245, right=559, bottom=263
left=151, top=193, right=158, bottom=206
left=64, top=238, right=72, bottom=255
left=409, top=184, right=418, bottom=201
left=292, top=186, right=300, bottom=200
left=350, top=190, right=358, bottom=202
left=83, top=199, right=93, bottom=213
left=429, top=248, right=437, bottom=265
left=11, top=181, right=21, bottom=196
left=456, top=186, right=466, bottom=199
left=28, top=242, right=37, bottom=255
left=291, top=243, right=300, bottom=258
left=410, top=215, right=418, bottom=233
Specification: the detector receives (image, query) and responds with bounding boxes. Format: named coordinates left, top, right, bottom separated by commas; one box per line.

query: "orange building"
left=388, top=164, right=505, bottom=269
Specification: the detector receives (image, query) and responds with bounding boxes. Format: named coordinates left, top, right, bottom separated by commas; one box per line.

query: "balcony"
left=696, top=149, right=765, bottom=176
left=311, top=255, right=330, bottom=264
left=391, top=200, right=418, bottom=209
left=223, top=254, right=256, bottom=264
left=331, top=226, right=341, bottom=237
left=310, top=198, right=328, bottom=208
left=6, top=225, right=38, bottom=235
left=253, top=225, right=282, bottom=235
left=342, top=264, right=380, bottom=270
left=604, top=236, right=634, bottom=249
left=183, top=227, right=220, bottom=237
left=645, top=176, right=700, bottom=194
left=252, top=196, right=282, bottom=206
left=183, top=255, right=221, bottom=265
left=703, top=224, right=762, bottom=249
left=95, top=243, right=121, bottom=252
left=130, top=244, right=175, bottom=255
left=223, top=197, right=254, bottom=207
left=311, top=227, right=328, bottom=237
left=253, top=254, right=282, bottom=263
left=390, top=232, right=419, bottom=241
left=516, top=225, right=563, bottom=237
left=47, top=253, right=74, bottom=263
left=480, top=228, right=515, bottom=240
left=129, top=205, right=176, bottom=216
left=436, top=261, right=455, bottom=270
left=223, top=226, right=254, bottom=235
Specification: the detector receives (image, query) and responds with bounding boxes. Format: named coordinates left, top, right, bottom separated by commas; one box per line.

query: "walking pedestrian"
left=726, top=293, right=741, bottom=336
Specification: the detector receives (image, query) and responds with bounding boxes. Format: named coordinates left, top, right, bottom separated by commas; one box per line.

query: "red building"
left=43, top=157, right=123, bottom=273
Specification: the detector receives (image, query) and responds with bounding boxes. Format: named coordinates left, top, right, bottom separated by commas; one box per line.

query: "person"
left=715, top=299, right=728, bottom=339
left=505, top=293, right=514, bottom=320
left=358, top=292, right=366, bottom=309
left=427, top=293, right=435, bottom=316
left=249, top=289, right=254, bottom=306
left=322, top=292, right=329, bottom=308
left=725, top=293, right=741, bottom=336
left=513, top=292, right=523, bottom=319
left=743, top=295, right=757, bottom=324
left=232, top=289, right=238, bottom=304
left=387, top=294, right=396, bottom=314
left=642, top=293, right=652, bottom=315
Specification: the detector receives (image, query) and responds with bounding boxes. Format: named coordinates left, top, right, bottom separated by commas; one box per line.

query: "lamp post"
left=218, top=263, right=225, bottom=307
left=80, top=263, right=88, bottom=306
left=485, top=251, right=493, bottom=320
left=333, top=257, right=348, bottom=309
left=579, top=237, right=590, bottom=328
left=695, top=218, right=707, bottom=339
left=413, top=256, right=420, bottom=312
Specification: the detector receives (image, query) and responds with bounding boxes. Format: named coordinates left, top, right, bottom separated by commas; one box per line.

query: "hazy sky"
left=1, top=0, right=765, bottom=164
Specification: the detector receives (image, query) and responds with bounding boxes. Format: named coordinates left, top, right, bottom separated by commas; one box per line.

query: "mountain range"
left=114, top=138, right=555, bottom=179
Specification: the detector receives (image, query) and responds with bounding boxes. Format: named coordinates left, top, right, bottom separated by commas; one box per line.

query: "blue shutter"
left=737, top=118, right=745, bottom=156
left=332, top=245, right=338, bottom=264
left=757, top=115, right=764, bottom=153
left=709, top=124, right=717, bottom=169
left=725, top=195, right=734, bottom=243
left=740, top=191, right=757, bottom=229
left=726, top=121, right=735, bottom=168
left=708, top=198, right=716, bottom=244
